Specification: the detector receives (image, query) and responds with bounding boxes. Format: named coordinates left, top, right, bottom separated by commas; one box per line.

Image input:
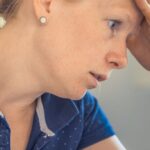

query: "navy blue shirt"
left=0, top=91, right=115, bottom=150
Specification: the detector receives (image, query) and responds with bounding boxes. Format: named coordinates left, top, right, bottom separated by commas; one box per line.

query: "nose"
left=106, top=49, right=128, bottom=69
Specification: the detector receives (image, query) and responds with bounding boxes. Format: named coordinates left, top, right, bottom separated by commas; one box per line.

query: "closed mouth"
left=90, top=72, right=108, bottom=82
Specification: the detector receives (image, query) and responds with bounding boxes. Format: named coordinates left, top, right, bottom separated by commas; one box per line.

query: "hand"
left=127, top=0, right=150, bottom=70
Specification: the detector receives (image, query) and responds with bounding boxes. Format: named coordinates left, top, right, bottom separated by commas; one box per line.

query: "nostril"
left=106, top=52, right=128, bottom=69
left=110, top=61, right=119, bottom=68
left=109, top=57, right=128, bottom=69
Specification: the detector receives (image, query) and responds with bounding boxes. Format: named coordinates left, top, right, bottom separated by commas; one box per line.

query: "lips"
left=90, top=72, right=108, bottom=82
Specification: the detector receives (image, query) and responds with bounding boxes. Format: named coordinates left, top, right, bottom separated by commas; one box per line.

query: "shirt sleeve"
left=77, top=92, right=115, bottom=149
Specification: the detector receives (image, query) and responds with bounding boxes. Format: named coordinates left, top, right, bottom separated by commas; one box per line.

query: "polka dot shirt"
left=0, top=91, right=115, bottom=150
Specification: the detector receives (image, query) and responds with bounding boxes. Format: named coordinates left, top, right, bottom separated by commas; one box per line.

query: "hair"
left=0, top=0, right=21, bottom=20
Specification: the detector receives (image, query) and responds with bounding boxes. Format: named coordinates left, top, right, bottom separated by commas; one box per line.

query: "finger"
left=135, top=0, right=150, bottom=19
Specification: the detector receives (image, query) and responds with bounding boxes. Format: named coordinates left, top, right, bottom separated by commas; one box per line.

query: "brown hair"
left=0, top=0, right=21, bottom=20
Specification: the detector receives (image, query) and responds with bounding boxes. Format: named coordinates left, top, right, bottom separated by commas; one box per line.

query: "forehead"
left=97, top=0, right=143, bottom=24
left=102, top=0, right=134, bottom=6
left=99, top=0, right=137, bottom=9
left=98, top=0, right=143, bottom=23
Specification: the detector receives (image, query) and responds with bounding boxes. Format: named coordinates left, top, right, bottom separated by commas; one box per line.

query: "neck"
left=0, top=24, right=45, bottom=114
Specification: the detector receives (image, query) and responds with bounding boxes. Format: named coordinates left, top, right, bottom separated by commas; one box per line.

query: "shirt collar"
left=36, top=93, right=80, bottom=137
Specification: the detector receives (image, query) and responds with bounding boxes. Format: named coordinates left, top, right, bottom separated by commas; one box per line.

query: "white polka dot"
left=57, top=137, right=60, bottom=140
left=74, top=128, right=77, bottom=130
left=52, top=144, right=55, bottom=147
left=64, top=142, right=67, bottom=146
left=69, top=135, right=72, bottom=138
left=43, top=135, right=48, bottom=138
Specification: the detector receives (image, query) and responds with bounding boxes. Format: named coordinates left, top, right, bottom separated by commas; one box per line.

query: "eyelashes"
left=108, top=19, right=122, bottom=31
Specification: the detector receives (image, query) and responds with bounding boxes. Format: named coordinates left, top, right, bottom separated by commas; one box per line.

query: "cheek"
left=36, top=14, right=110, bottom=79
left=68, top=16, right=112, bottom=62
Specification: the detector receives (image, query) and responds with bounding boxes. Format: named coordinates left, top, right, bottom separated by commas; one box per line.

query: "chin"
left=47, top=84, right=87, bottom=101
left=65, top=89, right=87, bottom=101
left=52, top=89, right=87, bottom=101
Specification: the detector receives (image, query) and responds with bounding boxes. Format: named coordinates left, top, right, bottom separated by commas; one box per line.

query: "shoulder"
left=74, top=92, right=116, bottom=149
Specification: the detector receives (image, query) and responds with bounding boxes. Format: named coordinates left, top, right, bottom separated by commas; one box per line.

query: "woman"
left=0, top=0, right=149, bottom=149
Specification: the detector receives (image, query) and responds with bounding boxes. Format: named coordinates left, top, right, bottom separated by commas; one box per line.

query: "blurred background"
left=90, top=52, right=150, bottom=150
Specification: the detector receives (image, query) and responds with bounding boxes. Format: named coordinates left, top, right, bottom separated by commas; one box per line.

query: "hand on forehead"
left=134, top=0, right=150, bottom=24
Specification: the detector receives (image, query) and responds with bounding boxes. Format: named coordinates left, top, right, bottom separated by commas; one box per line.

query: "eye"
left=108, top=20, right=122, bottom=31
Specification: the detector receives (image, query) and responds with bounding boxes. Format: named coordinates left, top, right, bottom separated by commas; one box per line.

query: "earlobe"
left=33, top=0, right=51, bottom=23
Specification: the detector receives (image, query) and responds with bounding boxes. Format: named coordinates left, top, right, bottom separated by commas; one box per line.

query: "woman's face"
left=34, top=0, right=142, bottom=100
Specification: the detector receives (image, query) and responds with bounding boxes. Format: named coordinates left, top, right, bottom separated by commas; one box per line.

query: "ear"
left=33, top=0, right=52, bottom=21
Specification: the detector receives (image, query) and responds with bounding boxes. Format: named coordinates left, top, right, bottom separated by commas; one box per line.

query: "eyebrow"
left=122, top=12, right=134, bottom=25
left=124, top=12, right=144, bottom=26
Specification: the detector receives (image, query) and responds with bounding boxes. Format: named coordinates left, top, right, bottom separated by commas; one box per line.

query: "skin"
left=0, top=0, right=142, bottom=149
left=127, top=0, right=150, bottom=70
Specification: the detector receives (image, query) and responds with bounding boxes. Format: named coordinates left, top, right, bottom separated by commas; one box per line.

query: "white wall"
left=91, top=52, right=150, bottom=150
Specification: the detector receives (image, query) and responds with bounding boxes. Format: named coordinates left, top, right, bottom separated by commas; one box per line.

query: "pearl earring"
left=39, top=16, right=47, bottom=24
left=0, top=16, right=6, bottom=29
